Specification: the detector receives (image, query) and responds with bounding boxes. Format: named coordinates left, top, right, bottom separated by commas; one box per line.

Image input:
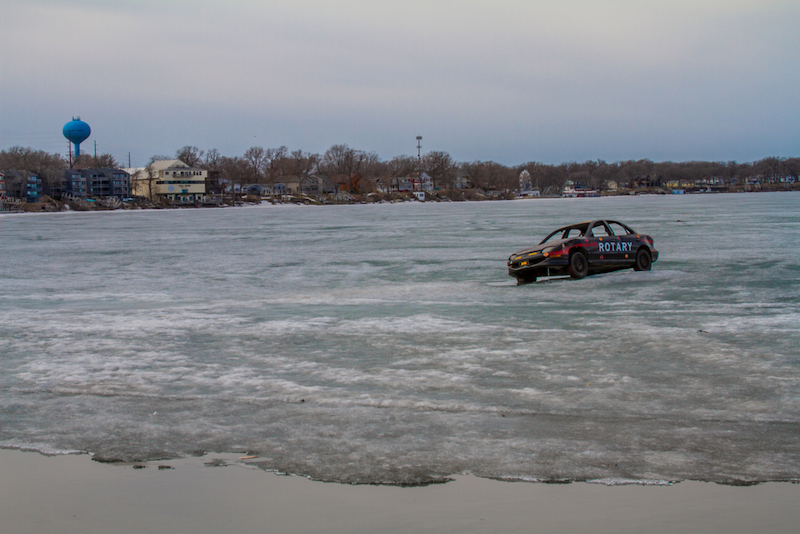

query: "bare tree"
left=138, top=155, right=170, bottom=202
left=320, top=144, right=366, bottom=177
left=242, top=146, right=266, bottom=184
left=459, top=162, right=486, bottom=190
left=0, top=147, right=68, bottom=199
left=320, top=144, right=378, bottom=192
left=360, top=151, right=383, bottom=179
left=73, top=153, right=121, bottom=169
left=220, top=156, right=250, bottom=203
left=754, top=157, right=784, bottom=184
left=782, top=158, right=800, bottom=181
left=263, top=146, right=288, bottom=184
left=204, top=148, right=222, bottom=169
left=0, top=146, right=65, bottom=173
left=422, top=151, right=456, bottom=190
left=203, top=149, right=223, bottom=195
left=568, top=170, right=592, bottom=188
left=175, top=146, right=204, bottom=167
left=285, top=149, right=320, bottom=177
left=387, top=155, right=417, bottom=176
left=0, top=146, right=36, bottom=170
left=519, top=162, right=558, bottom=191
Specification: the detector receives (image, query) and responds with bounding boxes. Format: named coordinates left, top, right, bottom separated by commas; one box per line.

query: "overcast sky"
left=1, top=0, right=798, bottom=166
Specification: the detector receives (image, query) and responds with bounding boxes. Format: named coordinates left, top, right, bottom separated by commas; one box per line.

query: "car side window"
left=590, top=223, right=610, bottom=237
left=564, top=228, right=582, bottom=239
left=607, top=222, right=632, bottom=236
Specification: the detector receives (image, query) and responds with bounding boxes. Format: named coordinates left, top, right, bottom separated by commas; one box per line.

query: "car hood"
left=509, top=238, right=570, bottom=258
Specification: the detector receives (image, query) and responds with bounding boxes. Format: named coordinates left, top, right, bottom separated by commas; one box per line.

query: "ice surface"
left=1, top=194, right=799, bottom=484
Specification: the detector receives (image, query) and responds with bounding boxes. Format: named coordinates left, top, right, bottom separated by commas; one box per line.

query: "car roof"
left=549, top=221, right=592, bottom=234
left=552, top=220, right=631, bottom=232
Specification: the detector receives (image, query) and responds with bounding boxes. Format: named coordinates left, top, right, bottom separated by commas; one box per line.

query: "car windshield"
left=539, top=223, right=588, bottom=244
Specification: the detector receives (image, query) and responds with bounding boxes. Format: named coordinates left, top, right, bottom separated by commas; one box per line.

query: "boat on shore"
left=561, top=180, right=598, bottom=198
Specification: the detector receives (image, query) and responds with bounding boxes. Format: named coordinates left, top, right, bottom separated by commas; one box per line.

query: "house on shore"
left=375, top=173, right=432, bottom=193
left=130, top=160, right=206, bottom=203
left=81, top=168, right=130, bottom=198
left=300, top=175, right=337, bottom=196
left=63, top=169, right=86, bottom=197
left=3, top=171, right=42, bottom=203
left=245, top=183, right=271, bottom=197
left=260, top=175, right=337, bottom=198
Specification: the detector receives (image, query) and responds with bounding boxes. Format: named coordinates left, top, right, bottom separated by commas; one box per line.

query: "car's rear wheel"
left=633, top=248, right=651, bottom=271
left=568, top=251, right=588, bottom=279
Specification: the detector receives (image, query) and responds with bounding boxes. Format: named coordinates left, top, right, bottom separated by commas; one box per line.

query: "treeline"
left=0, top=146, right=121, bottom=189
left=3, top=144, right=800, bottom=193
left=160, top=145, right=461, bottom=192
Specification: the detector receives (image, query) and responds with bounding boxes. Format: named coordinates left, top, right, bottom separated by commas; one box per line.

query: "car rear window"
left=607, top=222, right=633, bottom=236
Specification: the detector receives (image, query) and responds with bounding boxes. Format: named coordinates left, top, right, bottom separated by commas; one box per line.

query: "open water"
left=1, top=193, right=799, bottom=485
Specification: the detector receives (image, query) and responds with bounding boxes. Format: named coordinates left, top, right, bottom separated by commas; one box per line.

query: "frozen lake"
left=1, top=193, right=799, bottom=484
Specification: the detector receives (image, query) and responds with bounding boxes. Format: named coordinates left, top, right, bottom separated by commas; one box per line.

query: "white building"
left=130, top=160, right=206, bottom=202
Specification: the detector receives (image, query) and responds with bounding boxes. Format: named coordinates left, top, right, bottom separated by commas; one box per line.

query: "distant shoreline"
left=3, top=186, right=798, bottom=215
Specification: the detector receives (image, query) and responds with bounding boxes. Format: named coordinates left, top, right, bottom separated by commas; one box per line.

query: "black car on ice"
left=508, top=220, right=658, bottom=284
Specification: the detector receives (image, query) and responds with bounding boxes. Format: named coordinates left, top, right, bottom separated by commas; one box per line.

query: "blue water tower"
left=63, top=117, right=91, bottom=157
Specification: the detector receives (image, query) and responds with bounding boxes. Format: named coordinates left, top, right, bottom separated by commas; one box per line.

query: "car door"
left=586, top=221, right=613, bottom=265
left=606, top=221, right=638, bottom=265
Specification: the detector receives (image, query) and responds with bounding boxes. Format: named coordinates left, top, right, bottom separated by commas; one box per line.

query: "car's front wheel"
left=568, top=251, right=589, bottom=279
left=633, top=248, right=652, bottom=271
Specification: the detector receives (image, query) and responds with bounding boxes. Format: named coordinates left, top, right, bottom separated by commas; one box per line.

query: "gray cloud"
left=1, top=0, right=798, bottom=165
